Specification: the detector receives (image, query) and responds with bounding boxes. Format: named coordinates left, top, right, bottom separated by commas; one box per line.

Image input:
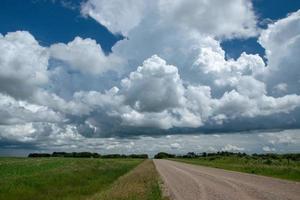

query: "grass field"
left=0, top=158, right=144, bottom=200
left=171, top=156, right=300, bottom=181
left=89, top=160, right=168, bottom=200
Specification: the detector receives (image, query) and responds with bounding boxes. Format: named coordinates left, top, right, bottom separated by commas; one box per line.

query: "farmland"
left=0, top=157, right=166, bottom=200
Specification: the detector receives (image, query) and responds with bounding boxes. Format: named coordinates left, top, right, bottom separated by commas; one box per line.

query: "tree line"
left=28, top=152, right=148, bottom=159
left=154, top=151, right=300, bottom=161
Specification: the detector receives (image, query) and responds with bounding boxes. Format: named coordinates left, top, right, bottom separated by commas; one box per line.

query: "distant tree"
left=52, top=152, right=67, bottom=157
left=154, top=152, right=175, bottom=159
left=128, top=154, right=149, bottom=159
left=29, top=152, right=147, bottom=159
left=28, top=153, right=51, bottom=157
left=187, top=152, right=196, bottom=158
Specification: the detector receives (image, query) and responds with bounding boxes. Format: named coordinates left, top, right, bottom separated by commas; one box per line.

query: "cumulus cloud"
left=236, top=76, right=266, bottom=98
left=159, top=0, right=258, bottom=39
left=0, top=123, right=38, bottom=143
left=1, top=2, right=300, bottom=154
left=32, top=89, right=91, bottom=116
left=222, top=144, right=245, bottom=152
left=0, top=31, right=49, bottom=99
left=50, top=37, right=122, bottom=75
left=1, top=124, right=299, bottom=156
left=0, top=93, right=63, bottom=125
left=273, top=83, right=288, bottom=94
left=259, top=10, right=300, bottom=95
left=262, top=146, right=276, bottom=152
left=213, top=90, right=300, bottom=121
left=110, top=56, right=203, bottom=129
left=81, top=0, right=146, bottom=35
left=170, top=143, right=181, bottom=149
left=50, top=54, right=300, bottom=130
left=121, top=55, right=185, bottom=112
left=262, top=132, right=295, bottom=145
left=105, top=0, right=260, bottom=83
left=81, top=0, right=258, bottom=39
left=0, top=122, right=83, bottom=145
left=193, top=44, right=266, bottom=88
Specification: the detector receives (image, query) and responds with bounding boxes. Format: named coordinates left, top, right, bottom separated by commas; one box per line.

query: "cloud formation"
left=81, top=0, right=146, bottom=35
left=0, top=1, right=300, bottom=153
left=50, top=36, right=122, bottom=75
left=259, top=10, right=300, bottom=95
left=159, top=0, right=258, bottom=39
left=0, top=31, right=49, bottom=99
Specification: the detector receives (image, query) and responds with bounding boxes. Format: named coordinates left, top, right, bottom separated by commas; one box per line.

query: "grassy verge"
left=0, top=157, right=142, bottom=200
left=171, top=156, right=300, bottom=181
left=89, top=160, right=168, bottom=200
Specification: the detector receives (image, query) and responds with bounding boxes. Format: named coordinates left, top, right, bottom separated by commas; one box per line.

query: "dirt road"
left=154, top=159, right=300, bottom=200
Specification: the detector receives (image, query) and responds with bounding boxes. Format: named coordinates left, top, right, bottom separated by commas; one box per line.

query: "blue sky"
left=1, top=0, right=299, bottom=55
left=223, top=0, right=300, bottom=59
left=0, top=0, right=122, bottom=51
left=0, top=0, right=300, bottom=155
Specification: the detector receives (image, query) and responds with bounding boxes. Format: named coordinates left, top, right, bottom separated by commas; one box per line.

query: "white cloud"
left=50, top=37, right=122, bottom=75
left=81, top=0, right=260, bottom=83
left=265, top=132, right=295, bottom=145
left=1, top=124, right=299, bottom=155
left=236, top=76, right=266, bottom=98
left=170, top=142, right=181, bottom=149
left=0, top=123, right=37, bottom=142
left=214, top=90, right=300, bottom=121
left=42, top=53, right=300, bottom=130
left=222, top=144, right=245, bottom=152
left=208, top=146, right=218, bottom=152
left=121, top=55, right=185, bottom=112
left=1, top=4, right=300, bottom=152
left=111, top=55, right=204, bottom=129
left=273, top=83, right=288, bottom=94
left=54, top=54, right=300, bottom=130
left=194, top=45, right=266, bottom=87
left=0, top=93, right=63, bottom=125
left=81, top=0, right=146, bottom=35
left=0, top=122, right=83, bottom=144
left=185, top=85, right=213, bottom=122
left=259, top=10, right=300, bottom=94
left=159, top=0, right=258, bottom=39
left=31, top=90, right=90, bottom=116
left=0, top=31, right=49, bottom=98
left=262, top=146, right=276, bottom=152
left=82, top=0, right=259, bottom=38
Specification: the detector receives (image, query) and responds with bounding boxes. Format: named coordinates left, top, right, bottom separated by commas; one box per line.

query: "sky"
left=0, top=0, right=300, bottom=156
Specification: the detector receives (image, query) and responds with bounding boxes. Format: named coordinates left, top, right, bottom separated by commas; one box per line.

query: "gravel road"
left=154, top=159, right=300, bottom=200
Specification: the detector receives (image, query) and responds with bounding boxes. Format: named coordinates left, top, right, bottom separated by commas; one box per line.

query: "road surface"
left=154, top=159, right=300, bottom=200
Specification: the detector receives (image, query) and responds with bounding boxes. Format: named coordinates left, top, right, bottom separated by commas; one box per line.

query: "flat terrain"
left=154, top=159, right=300, bottom=200
left=171, top=155, right=300, bottom=181
left=89, top=159, right=167, bottom=200
left=0, top=158, right=142, bottom=200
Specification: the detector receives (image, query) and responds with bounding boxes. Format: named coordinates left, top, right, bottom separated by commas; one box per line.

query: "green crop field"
left=0, top=158, right=166, bottom=200
left=171, top=156, right=300, bottom=181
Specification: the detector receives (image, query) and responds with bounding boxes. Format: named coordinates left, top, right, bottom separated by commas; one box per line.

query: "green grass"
left=90, top=160, right=168, bottom=200
left=171, top=156, right=300, bottom=181
left=0, top=157, right=143, bottom=200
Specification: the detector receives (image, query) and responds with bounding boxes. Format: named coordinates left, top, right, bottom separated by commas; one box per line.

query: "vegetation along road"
left=154, top=159, right=300, bottom=200
left=0, top=157, right=166, bottom=200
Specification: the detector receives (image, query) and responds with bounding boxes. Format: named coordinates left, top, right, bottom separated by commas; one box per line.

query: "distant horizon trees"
left=154, top=152, right=176, bottom=159
left=153, top=151, right=300, bottom=161
left=28, top=152, right=148, bottom=159
left=28, top=151, right=300, bottom=161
